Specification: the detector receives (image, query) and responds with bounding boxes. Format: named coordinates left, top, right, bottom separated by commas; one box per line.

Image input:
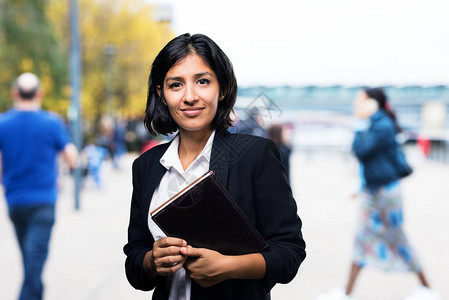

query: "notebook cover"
left=151, top=171, right=267, bottom=255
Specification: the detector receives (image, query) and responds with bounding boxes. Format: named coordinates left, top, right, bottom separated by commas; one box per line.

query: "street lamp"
left=104, top=44, right=116, bottom=116
left=69, top=0, right=83, bottom=210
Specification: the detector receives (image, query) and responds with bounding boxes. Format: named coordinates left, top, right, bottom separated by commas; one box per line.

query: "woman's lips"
left=180, top=107, right=204, bottom=117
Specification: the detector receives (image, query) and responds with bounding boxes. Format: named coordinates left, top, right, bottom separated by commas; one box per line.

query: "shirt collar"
left=160, top=130, right=215, bottom=172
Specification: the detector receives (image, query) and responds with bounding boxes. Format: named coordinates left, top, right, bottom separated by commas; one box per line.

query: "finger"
left=156, top=259, right=185, bottom=276
left=180, top=245, right=203, bottom=258
left=155, top=245, right=186, bottom=257
left=154, top=254, right=186, bottom=268
left=155, top=237, right=187, bottom=248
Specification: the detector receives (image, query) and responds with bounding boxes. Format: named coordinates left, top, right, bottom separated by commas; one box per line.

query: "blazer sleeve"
left=123, top=158, right=160, bottom=291
left=254, top=140, right=306, bottom=292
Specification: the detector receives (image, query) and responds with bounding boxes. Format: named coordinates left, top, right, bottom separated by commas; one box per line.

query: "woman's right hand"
left=144, top=237, right=187, bottom=278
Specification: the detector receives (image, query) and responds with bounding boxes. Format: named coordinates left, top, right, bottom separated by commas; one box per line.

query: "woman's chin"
left=179, top=125, right=214, bottom=134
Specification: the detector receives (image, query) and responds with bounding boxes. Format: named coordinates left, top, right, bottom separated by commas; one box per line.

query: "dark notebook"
left=150, top=171, right=267, bottom=255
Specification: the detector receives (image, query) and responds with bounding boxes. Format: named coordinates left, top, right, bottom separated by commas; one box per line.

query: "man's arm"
left=62, top=143, right=79, bottom=170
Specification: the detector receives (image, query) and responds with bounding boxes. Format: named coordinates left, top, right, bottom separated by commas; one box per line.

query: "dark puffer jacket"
left=352, top=110, right=400, bottom=188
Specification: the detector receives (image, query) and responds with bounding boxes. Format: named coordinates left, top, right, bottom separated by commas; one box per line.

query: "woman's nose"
left=183, top=84, right=198, bottom=104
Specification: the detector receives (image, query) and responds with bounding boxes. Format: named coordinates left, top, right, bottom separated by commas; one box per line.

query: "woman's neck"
left=178, top=128, right=214, bottom=171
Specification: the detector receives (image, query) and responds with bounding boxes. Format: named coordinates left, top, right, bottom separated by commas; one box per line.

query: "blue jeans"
left=8, top=204, right=55, bottom=300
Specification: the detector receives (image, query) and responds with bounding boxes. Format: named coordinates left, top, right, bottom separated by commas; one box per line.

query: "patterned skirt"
left=352, top=181, right=422, bottom=272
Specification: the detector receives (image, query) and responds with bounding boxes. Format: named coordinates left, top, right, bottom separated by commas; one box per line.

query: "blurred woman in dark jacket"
left=317, top=88, right=439, bottom=300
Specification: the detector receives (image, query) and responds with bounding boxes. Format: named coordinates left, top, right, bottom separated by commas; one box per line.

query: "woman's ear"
left=218, top=93, right=225, bottom=101
left=157, top=86, right=168, bottom=106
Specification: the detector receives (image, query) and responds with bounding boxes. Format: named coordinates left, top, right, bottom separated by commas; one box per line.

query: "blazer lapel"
left=142, top=132, right=233, bottom=207
left=210, top=130, right=257, bottom=188
left=209, top=130, right=231, bottom=188
left=142, top=143, right=170, bottom=215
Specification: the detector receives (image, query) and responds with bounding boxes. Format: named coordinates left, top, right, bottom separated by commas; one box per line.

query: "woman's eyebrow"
left=165, top=76, right=184, bottom=82
left=166, top=72, right=213, bottom=83
left=194, top=72, right=213, bottom=78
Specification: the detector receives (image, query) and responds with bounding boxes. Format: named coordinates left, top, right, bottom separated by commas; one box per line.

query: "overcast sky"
left=152, top=0, right=449, bottom=87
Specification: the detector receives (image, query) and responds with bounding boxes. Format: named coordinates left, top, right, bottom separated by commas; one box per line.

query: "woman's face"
left=353, top=90, right=378, bottom=119
left=160, top=53, right=221, bottom=135
left=354, top=90, right=369, bottom=103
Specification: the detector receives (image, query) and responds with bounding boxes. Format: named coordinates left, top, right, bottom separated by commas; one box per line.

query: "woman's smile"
left=180, top=106, right=205, bottom=117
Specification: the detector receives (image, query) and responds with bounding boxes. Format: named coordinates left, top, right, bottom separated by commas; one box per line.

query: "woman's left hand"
left=180, top=246, right=231, bottom=287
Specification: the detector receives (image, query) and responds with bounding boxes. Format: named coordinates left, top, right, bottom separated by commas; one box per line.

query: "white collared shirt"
left=148, top=130, right=215, bottom=300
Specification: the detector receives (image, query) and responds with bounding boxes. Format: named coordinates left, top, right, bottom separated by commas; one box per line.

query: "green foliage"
left=48, top=0, right=174, bottom=124
left=0, top=0, right=67, bottom=112
left=0, top=0, right=173, bottom=122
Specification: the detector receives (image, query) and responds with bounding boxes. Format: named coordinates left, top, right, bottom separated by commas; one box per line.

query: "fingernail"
left=182, top=240, right=187, bottom=246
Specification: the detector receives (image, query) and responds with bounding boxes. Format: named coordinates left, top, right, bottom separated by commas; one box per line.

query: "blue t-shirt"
left=0, top=109, right=71, bottom=207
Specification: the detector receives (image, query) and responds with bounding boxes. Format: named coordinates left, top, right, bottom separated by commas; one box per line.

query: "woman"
left=123, top=33, right=306, bottom=300
left=317, top=88, right=438, bottom=300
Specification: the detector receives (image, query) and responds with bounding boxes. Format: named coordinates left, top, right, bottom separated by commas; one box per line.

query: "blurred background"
left=1, top=0, right=449, bottom=299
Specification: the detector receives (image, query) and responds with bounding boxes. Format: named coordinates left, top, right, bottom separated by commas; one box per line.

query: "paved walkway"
left=0, top=148, right=447, bottom=300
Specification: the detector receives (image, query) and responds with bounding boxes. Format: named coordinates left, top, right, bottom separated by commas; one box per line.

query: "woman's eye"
left=198, top=78, right=210, bottom=85
left=169, top=82, right=182, bottom=89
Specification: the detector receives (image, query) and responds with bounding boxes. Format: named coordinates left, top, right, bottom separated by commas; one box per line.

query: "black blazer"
left=124, top=131, right=306, bottom=300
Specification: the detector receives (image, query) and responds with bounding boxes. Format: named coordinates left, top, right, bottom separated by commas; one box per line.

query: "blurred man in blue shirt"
left=0, top=73, right=78, bottom=300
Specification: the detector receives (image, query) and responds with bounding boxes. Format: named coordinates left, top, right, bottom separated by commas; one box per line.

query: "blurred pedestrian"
left=97, top=115, right=116, bottom=165
left=0, top=73, right=78, bottom=300
left=82, top=138, right=108, bottom=188
left=236, top=107, right=268, bottom=138
left=112, top=117, right=127, bottom=168
left=123, top=33, right=305, bottom=300
left=317, top=87, right=439, bottom=300
left=268, top=123, right=292, bottom=183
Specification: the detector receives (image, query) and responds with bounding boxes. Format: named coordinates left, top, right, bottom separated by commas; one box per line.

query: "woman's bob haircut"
left=144, top=33, right=238, bottom=136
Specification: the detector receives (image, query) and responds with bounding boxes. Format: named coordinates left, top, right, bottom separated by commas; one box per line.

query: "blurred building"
left=237, top=85, right=449, bottom=133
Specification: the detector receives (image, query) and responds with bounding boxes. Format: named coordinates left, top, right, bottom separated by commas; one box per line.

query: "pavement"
left=1, top=146, right=448, bottom=300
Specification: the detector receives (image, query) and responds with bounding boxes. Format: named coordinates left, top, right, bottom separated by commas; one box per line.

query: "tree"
left=47, top=0, right=174, bottom=126
left=0, top=0, right=67, bottom=112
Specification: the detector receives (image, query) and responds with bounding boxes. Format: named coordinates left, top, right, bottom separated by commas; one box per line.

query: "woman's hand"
left=144, top=237, right=187, bottom=278
left=180, top=246, right=231, bottom=287
left=181, top=246, right=266, bottom=288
